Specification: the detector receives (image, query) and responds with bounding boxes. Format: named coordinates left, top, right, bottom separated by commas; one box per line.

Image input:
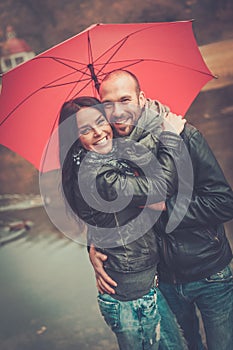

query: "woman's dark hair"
left=58, top=96, right=102, bottom=220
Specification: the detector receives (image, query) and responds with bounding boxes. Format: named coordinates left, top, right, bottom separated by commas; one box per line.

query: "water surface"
left=0, top=196, right=117, bottom=350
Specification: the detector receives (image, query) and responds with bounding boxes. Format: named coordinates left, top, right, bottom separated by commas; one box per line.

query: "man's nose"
left=112, top=102, right=124, bottom=117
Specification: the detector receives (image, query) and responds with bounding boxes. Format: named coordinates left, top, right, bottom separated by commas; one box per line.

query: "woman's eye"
left=97, top=118, right=106, bottom=125
left=80, top=127, right=91, bottom=135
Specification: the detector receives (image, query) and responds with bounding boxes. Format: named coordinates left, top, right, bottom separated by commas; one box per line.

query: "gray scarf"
left=128, top=99, right=169, bottom=143
left=122, top=99, right=170, bottom=166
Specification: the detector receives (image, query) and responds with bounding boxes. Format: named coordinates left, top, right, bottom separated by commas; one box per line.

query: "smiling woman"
left=77, top=107, right=113, bottom=154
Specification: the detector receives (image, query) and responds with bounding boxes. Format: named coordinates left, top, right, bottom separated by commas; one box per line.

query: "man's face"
left=99, top=74, right=146, bottom=136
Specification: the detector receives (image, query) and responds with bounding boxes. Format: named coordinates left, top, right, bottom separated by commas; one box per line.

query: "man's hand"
left=163, top=112, right=186, bottom=135
left=89, top=244, right=117, bottom=294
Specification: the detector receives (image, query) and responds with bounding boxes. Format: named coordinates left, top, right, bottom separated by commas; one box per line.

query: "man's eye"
left=104, top=102, right=113, bottom=109
left=121, top=99, right=130, bottom=104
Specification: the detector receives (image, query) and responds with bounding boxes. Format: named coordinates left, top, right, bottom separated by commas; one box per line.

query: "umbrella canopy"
left=0, top=20, right=214, bottom=172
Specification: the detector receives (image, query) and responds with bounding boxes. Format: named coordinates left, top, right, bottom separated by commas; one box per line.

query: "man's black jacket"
left=156, top=124, right=233, bottom=283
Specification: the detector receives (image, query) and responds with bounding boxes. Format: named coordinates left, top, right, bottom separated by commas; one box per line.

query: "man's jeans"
left=97, top=288, right=160, bottom=350
left=159, top=264, right=233, bottom=350
left=157, top=288, right=188, bottom=350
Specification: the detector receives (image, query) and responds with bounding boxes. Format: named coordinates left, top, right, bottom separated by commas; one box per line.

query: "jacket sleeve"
left=95, top=131, right=182, bottom=206
left=165, top=129, right=233, bottom=228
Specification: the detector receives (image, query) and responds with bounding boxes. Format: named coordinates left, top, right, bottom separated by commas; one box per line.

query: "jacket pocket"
left=97, top=294, right=120, bottom=330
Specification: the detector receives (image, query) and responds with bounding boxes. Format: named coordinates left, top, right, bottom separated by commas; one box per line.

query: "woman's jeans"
left=159, top=264, right=233, bottom=350
left=97, top=287, right=160, bottom=350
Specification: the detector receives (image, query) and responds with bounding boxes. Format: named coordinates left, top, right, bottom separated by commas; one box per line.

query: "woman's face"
left=76, top=107, right=113, bottom=154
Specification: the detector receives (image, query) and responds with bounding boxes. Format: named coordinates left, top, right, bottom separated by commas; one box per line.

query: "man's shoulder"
left=181, top=123, right=199, bottom=142
left=183, top=122, right=198, bottom=135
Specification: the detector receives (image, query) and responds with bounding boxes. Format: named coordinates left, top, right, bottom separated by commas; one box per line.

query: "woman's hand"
left=145, top=201, right=166, bottom=211
left=139, top=201, right=166, bottom=211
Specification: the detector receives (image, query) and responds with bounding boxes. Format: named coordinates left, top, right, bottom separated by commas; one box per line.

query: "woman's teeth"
left=95, top=137, right=107, bottom=145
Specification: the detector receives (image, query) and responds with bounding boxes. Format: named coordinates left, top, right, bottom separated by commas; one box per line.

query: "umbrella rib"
left=94, top=58, right=214, bottom=78
left=43, top=78, right=92, bottom=89
left=35, top=56, right=87, bottom=68
left=42, top=67, right=91, bottom=89
left=91, top=59, right=144, bottom=78
left=72, top=77, right=98, bottom=98
left=43, top=65, right=92, bottom=89
left=35, top=56, right=91, bottom=77
left=95, top=37, right=129, bottom=75
left=52, top=57, right=90, bottom=75
left=63, top=74, right=88, bottom=101
left=0, top=88, right=45, bottom=126
left=135, top=58, right=215, bottom=77
left=47, top=70, right=96, bottom=97
left=0, top=75, right=87, bottom=126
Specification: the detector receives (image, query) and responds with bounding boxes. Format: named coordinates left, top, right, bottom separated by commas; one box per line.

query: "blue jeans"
left=97, top=288, right=160, bottom=350
left=159, top=264, right=233, bottom=350
left=157, top=288, right=188, bottom=350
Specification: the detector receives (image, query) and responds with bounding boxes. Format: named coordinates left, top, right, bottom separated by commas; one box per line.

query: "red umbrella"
left=0, top=20, right=214, bottom=172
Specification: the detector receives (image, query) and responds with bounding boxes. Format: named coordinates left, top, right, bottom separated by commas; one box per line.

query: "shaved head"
left=100, top=70, right=141, bottom=99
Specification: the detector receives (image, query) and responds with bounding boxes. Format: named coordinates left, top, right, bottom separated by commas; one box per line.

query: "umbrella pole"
left=87, top=64, right=100, bottom=93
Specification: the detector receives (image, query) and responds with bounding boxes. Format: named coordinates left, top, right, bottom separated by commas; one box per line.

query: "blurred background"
left=0, top=1, right=232, bottom=349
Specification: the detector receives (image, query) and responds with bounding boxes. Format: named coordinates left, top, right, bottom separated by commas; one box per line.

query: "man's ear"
left=139, top=91, right=146, bottom=108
